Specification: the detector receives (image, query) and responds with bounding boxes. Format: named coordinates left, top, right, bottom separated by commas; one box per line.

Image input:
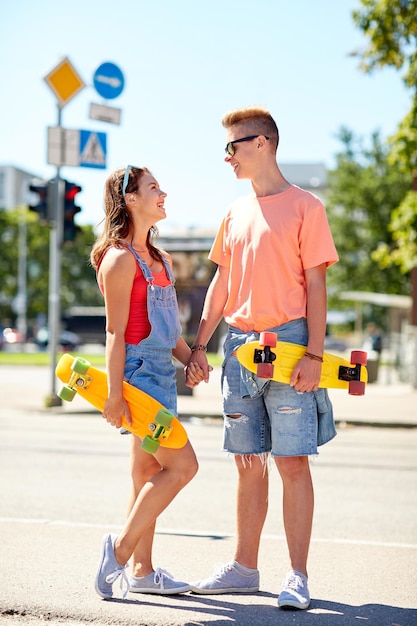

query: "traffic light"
left=28, top=179, right=50, bottom=221
left=64, top=180, right=82, bottom=242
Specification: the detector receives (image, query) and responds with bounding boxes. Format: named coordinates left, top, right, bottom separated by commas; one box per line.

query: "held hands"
left=184, top=361, right=206, bottom=387
left=185, top=353, right=213, bottom=387
left=102, top=395, right=132, bottom=429
left=290, top=355, right=322, bottom=392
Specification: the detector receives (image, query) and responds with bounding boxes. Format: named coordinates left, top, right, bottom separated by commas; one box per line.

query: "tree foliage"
left=352, top=0, right=417, bottom=90
left=351, top=0, right=417, bottom=272
left=373, top=189, right=417, bottom=272
left=0, top=208, right=102, bottom=327
left=326, top=127, right=411, bottom=310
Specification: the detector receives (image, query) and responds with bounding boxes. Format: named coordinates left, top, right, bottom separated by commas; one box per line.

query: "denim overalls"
left=123, top=245, right=182, bottom=414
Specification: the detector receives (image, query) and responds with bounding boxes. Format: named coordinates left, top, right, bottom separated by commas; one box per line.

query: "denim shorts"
left=124, top=343, right=177, bottom=414
left=221, top=320, right=336, bottom=457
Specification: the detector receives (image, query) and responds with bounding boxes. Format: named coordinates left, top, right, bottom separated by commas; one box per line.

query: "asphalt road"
left=1, top=389, right=417, bottom=626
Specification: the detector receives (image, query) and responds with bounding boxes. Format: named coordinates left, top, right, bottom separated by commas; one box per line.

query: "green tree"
left=0, top=208, right=102, bottom=327
left=0, top=208, right=48, bottom=324
left=352, top=0, right=417, bottom=90
left=326, top=127, right=411, bottom=323
left=61, top=224, right=103, bottom=315
left=351, top=0, right=417, bottom=271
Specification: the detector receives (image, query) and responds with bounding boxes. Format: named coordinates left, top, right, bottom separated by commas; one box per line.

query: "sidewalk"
left=1, top=363, right=416, bottom=428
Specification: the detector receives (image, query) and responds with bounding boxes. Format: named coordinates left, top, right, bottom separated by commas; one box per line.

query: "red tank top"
left=125, top=262, right=170, bottom=343
left=97, top=247, right=171, bottom=344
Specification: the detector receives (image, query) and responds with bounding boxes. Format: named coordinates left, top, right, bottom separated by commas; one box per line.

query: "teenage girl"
left=90, top=165, right=202, bottom=599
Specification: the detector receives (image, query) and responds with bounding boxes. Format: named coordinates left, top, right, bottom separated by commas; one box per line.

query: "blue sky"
left=1, top=0, right=410, bottom=232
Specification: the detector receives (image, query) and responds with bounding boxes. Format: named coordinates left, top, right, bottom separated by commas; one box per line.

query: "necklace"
left=132, top=245, right=153, bottom=267
left=130, top=240, right=148, bottom=253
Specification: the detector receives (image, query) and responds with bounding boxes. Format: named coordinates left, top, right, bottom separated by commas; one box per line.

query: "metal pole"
left=46, top=106, right=64, bottom=406
left=16, top=206, right=28, bottom=344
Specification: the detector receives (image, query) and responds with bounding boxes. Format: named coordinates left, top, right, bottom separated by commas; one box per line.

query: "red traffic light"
left=64, top=180, right=82, bottom=241
left=65, top=184, right=82, bottom=201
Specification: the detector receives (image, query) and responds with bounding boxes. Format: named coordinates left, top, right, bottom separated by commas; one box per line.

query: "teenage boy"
left=187, top=106, right=338, bottom=610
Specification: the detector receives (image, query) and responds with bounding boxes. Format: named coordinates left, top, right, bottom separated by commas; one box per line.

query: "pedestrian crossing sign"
left=79, top=130, right=107, bottom=169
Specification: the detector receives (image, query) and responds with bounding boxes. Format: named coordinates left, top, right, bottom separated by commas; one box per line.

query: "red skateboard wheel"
left=257, top=362, right=274, bottom=379
left=348, top=380, right=365, bottom=396
left=259, top=332, right=277, bottom=348
left=350, top=350, right=367, bottom=366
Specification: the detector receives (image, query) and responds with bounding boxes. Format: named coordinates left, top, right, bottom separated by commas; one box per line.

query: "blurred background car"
left=1, top=327, right=23, bottom=347
left=324, top=335, right=348, bottom=352
left=35, top=328, right=81, bottom=351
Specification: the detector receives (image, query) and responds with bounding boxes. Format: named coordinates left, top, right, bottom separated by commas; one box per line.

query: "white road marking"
left=0, top=517, right=416, bottom=549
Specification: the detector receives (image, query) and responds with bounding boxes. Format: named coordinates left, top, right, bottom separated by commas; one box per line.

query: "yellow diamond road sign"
left=44, top=57, right=85, bottom=107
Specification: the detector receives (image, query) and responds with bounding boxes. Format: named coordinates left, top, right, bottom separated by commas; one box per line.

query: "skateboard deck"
left=56, top=353, right=188, bottom=453
left=236, top=332, right=368, bottom=395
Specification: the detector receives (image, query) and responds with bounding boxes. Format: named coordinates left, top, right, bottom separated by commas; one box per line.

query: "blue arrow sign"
left=93, top=62, right=124, bottom=100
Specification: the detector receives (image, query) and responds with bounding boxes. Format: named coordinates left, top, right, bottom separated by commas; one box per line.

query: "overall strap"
left=160, top=255, right=176, bottom=285
left=126, top=244, right=154, bottom=284
left=126, top=244, right=175, bottom=285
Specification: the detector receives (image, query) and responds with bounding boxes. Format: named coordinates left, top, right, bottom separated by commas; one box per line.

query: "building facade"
left=0, top=165, right=40, bottom=210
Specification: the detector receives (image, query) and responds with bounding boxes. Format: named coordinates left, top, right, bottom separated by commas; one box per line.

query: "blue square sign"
left=79, top=130, right=107, bottom=169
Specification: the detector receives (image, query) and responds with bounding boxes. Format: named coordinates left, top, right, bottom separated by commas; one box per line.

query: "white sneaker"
left=190, top=561, right=259, bottom=595
left=278, top=570, right=310, bottom=609
left=129, top=568, right=190, bottom=595
left=95, top=534, right=129, bottom=599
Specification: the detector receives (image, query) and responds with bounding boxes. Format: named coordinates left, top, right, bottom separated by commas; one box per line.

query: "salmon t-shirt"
left=209, top=185, right=339, bottom=332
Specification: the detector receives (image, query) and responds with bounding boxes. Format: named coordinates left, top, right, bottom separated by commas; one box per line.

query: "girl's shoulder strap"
left=124, top=243, right=154, bottom=283
left=159, top=251, right=175, bottom=283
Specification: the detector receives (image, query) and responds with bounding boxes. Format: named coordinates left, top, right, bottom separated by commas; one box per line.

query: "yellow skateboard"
left=56, top=353, right=188, bottom=453
left=236, top=332, right=368, bottom=395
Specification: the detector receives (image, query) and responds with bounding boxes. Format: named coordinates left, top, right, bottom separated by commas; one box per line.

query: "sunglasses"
left=123, top=164, right=138, bottom=196
left=225, top=135, right=269, bottom=157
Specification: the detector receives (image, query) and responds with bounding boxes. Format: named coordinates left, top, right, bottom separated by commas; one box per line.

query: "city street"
left=0, top=367, right=417, bottom=625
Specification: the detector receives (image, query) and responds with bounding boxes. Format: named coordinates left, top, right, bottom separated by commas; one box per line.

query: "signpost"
left=41, top=57, right=123, bottom=406
left=47, top=127, right=107, bottom=169
left=43, top=58, right=86, bottom=406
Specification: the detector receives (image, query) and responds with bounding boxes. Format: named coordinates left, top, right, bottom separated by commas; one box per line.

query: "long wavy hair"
left=90, top=166, right=163, bottom=269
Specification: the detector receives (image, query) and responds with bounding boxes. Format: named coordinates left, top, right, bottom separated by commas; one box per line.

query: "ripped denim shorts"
left=221, top=319, right=336, bottom=457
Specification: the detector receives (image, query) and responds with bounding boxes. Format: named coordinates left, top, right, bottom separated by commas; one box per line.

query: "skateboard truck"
left=72, top=372, right=92, bottom=390
left=344, top=350, right=368, bottom=395
left=254, top=347, right=276, bottom=365
left=148, top=420, right=173, bottom=441
left=338, top=364, right=362, bottom=382
left=253, top=332, right=278, bottom=378
left=58, top=357, right=93, bottom=401
left=142, top=408, right=176, bottom=453
left=254, top=347, right=277, bottom=379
